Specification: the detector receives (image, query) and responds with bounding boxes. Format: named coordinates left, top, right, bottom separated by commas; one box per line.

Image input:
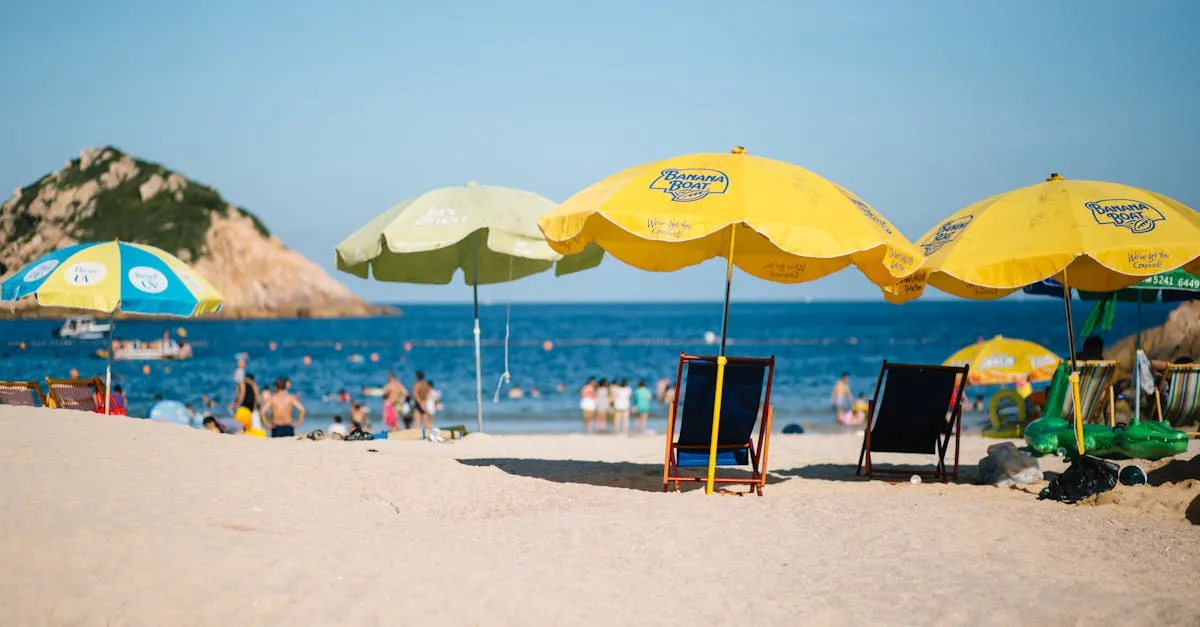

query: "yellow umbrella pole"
left=705, top=228, right=736, bottom=494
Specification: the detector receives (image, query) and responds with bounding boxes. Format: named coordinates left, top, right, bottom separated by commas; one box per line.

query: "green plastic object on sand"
left=1024, top=363, right=1071, bottom=454
left=1023, top=363, right=1189, bottom=460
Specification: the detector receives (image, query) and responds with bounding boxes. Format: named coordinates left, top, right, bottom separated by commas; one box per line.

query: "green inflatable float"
left=1022, top=363, right=1189, bottom=460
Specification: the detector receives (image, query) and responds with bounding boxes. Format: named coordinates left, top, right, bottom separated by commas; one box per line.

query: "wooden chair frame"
left=663, top=353, right=775, bottom=496
left=857, top=361, right=969, bottom=483
left=1072, top=360, right=1117, bottom=426
left=45, top=376, right=106, bottom=411
left=1154, top=363, right=1200, bottom=430
left=0, top=380, right=47, bottom=407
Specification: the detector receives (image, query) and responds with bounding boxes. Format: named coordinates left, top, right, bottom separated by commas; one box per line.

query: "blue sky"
left=2, top=0, right=1197, bottom=303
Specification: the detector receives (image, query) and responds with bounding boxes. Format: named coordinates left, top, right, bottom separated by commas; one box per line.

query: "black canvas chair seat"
left=856, top=361, right=968, bottom=482
left=663, top=353, right=775, bottom=495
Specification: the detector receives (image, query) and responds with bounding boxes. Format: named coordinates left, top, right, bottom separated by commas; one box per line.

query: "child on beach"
left=633, top=380, right=652, bottom=433
left=328, top=415, right=348, bottom=437
left=849, top=394, right=868, bottom=425
left=611, top=379, right=632, bottom=434
left=427, top=381, right=441, bottom=426
left=350, top=401, right=370, bottom=433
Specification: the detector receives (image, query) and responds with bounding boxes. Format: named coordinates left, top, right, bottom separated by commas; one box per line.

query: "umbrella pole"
left=1061, top=274, right=1077, bottom=368
left=105, top=312, right=114, bottom=415
left=706, top=229, right=737, bottom=495
left=473, top=240, right=484, bottom=434
left=1134, top=298, right=1143, bottom=423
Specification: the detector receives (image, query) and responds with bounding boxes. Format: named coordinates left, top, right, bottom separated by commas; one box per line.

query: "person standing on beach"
left=633, top=380, right=653, bottom=433
left=831, top=373, right=853, bottom=424
left=595, top=378, right=611, bottom=433
left=426, top=380, right=442, bottom=426
left=233, top=373, right=261, bottom=431
left=412, top=370, right=433, bottom=434
left=579, top=377, right=597, bottom=432
left=611, top=379, right=632, bottom=435
left=382, top=372, right=408, bottom=431
left=262, top=379, right=305, bottom=438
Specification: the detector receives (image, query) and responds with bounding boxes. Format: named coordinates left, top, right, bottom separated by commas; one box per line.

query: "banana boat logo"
left=1086, top=199, right=1164, bottom=234
left=649, top=168, right=729, bottom=202
left=920, top=215, right=973, bottom=255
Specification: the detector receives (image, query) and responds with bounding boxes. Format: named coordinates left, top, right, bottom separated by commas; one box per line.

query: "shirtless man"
left=383, top=372, right=408, bottom=431
left=262, top=378, right=306, bottom=438
left=412, top=370, right=433, bottom=432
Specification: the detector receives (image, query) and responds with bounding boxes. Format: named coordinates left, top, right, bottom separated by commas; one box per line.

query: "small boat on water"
left=53, top=316, right=112, bottom=340
left=95, top=339, right=193, bottom=361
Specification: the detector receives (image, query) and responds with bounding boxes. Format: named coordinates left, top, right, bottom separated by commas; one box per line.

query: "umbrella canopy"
left=1, top=240, right=223, bottom=316
left=336, top=183, right=602, bottom=284
left=888, top=174, right=1200, bottom=304
left=538, top=147, right=921, bottom=290
left=1, top=240, right=223, bottom=415
left=944, top=335, right=1061, bottom=386
left=334, top=183, right=603, bottom=434
left=1023, top=267, right=1200, bottom=303
left=538, top=146, right=921, bottom=493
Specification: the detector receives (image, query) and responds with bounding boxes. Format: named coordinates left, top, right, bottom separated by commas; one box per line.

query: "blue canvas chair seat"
left=663, top=353, right=775, bottom=495
left=857, top=361, right=969, bottom=482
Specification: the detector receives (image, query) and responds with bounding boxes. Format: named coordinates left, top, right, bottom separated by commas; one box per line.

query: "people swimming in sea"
left=508, top=385, right=524, bottom=399
left=831, top=373, right=853, bottom=424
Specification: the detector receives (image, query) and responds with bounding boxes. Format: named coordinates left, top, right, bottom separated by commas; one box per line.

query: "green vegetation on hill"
left=6, top=146, right=271, bottom=263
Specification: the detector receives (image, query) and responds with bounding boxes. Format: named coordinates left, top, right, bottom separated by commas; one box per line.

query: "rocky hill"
left=1109, top=301, right=1200, bottom=370
left=0, top=146, right=395, bottom=318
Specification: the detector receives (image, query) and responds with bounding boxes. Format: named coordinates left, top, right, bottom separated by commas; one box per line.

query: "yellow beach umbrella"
left=891, top=174, right=1200, bottom=301
left=539, top=146, right=922, bottom=493
left=889, top=173, right=1200, bottom=359
left=944, top=335, right=1061, bottom=386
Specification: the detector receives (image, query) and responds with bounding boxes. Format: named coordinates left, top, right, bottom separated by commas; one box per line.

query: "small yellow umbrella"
left=539, top=146, right=922, bottom=493
left=944, top=335, right=1061, bottom=386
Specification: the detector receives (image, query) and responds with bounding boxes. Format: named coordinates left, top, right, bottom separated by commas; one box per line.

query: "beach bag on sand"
left=1038, top=455, right=1118, bottom=504
left=977, top=442, right=1042, bottom=486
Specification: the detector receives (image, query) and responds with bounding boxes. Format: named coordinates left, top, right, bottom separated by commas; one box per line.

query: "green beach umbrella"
left=335, top=183, right=603, bottom=433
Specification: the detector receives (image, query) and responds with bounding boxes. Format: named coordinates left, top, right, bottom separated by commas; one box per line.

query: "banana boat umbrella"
left=889, top=173, right=1200, bottom=362
left=944, top=335, right=1061, bottom=386
left=335, top=182, right=603, bottom=434
left=1, top=240, right=223, bottom=413
left=538, top=146, right=922, bottom=493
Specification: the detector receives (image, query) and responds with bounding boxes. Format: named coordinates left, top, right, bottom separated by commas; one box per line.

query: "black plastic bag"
left=1038, top=455, right=1119, bottom=504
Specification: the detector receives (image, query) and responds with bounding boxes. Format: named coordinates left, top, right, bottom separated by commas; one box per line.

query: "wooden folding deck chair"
left=663, top=353, right=775, bottom=495
left=45, top=376, right=106, bottom=412
left=857, top=361, right=969, bottom=482
left=1154, top=363, right=1200, bottom=431
left=0, top=381, right=47, bottom=407
left=1065, top=360, right=1117, bottom=426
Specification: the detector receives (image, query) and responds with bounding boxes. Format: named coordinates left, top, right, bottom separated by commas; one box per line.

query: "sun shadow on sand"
left=773, top=462, right=982, bottom=485
left=456, top=458, right=788, bottom=493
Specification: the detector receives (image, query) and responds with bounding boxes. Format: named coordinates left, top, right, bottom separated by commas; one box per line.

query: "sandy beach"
left=0, top=407, right=1196, bottom=626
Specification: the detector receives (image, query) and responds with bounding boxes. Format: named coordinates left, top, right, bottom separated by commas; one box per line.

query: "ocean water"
left=0, top=300, right=1178, bottom=434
